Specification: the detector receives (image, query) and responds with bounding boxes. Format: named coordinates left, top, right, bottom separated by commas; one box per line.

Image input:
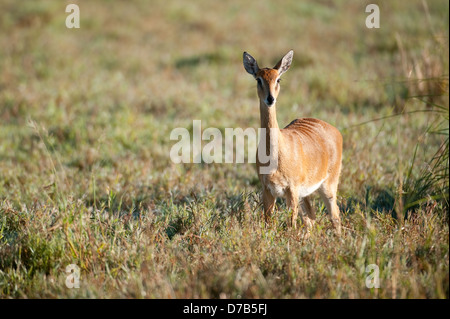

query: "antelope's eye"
left=277, top=78, right=281, bottom=83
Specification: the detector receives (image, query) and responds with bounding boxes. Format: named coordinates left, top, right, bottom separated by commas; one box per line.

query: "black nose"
left=267, top=95, right=274, bottom=105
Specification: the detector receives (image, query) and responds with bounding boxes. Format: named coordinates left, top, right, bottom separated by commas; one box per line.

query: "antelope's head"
left=243, top=50, right=293, bottom=107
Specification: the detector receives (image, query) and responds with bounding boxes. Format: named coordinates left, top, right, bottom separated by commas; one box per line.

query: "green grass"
left=0, top=0, right=448, bottom=298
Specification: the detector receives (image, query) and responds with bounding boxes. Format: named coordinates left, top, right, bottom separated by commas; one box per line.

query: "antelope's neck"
left=259, top=100, right=280, bottom=132
left=259, top=100, right=281, bottom=164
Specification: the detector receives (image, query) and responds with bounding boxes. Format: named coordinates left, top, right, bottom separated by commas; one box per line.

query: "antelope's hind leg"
left=318, top=180, right=342, bottom=235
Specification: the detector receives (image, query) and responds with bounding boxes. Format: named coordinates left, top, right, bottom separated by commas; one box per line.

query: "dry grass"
left=0, top=0, right=448, bottom=298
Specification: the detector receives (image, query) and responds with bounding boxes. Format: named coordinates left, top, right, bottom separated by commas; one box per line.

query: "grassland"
left=0, top=0, right=448, bottom=298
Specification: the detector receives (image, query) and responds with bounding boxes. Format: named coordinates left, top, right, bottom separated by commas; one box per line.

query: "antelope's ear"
left=243, top=52, right=259, bottom=77
left=273, top=50, right=293, bottom=76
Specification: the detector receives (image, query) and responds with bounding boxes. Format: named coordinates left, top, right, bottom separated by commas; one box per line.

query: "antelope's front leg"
left=286, top=188, right=299, bottom=229
left=262, top=188, right=276, bottom=224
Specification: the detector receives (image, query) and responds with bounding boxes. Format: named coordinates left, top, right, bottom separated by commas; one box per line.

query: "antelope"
left=243, top=50, right=343, bottom=234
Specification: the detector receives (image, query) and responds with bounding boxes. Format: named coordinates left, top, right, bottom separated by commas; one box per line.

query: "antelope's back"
left=282, top=118, right=342, bottom=176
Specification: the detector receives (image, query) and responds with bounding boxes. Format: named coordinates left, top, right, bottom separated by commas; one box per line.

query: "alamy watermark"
left=170, top=120, right=282, bottom=174
left=365, top=4, right=380, bottom=29
left=365, top=264, right=380, bottom=288
left=65, top=4, right=80, bottom=29
left=65, top=264, right=80, bottom=289
left=64, top=4, right=379, bottom=30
